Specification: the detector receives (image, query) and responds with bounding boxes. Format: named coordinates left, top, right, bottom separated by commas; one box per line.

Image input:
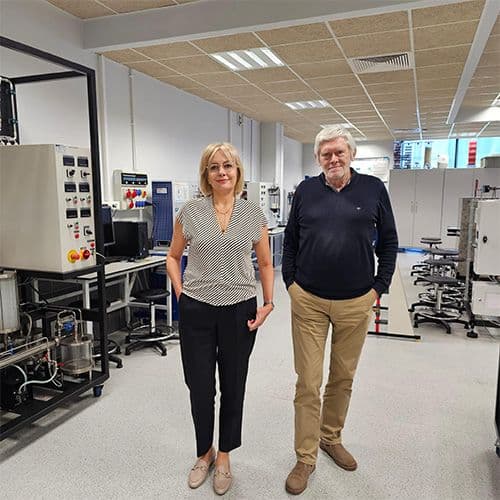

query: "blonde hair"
left=199, top=142, right=244, bottom=196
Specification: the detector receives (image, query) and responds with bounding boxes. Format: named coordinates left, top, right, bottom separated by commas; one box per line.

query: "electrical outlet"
left=104, top=200, right=120, bottom=210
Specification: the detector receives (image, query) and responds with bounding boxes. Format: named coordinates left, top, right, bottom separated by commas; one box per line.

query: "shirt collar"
left=321, top=168, right=356, bottom=192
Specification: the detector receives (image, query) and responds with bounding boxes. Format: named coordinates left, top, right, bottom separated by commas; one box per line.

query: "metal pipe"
left=0, top=339, right=55, bottom=370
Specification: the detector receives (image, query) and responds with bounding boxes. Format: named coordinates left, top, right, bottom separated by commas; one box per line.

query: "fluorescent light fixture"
left=244, top=50, right=267, bottom=68
left=211, top=53, right=237, bottom=71
left=285, top=100, right=331, bottom=110
left=210, top=47, right=283, bottom=71
left=261, top=48, right=284, bottom=66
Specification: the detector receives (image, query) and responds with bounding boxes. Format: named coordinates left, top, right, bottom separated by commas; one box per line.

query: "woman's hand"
left=247, top=303, right=273, bottom=331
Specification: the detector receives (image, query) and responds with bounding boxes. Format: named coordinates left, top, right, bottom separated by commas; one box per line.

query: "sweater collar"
left=320, top=168, right=357, bottom=192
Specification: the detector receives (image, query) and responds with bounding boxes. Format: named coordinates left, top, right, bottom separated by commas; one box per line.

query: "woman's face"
left=207, top=149, right=237, bottom=195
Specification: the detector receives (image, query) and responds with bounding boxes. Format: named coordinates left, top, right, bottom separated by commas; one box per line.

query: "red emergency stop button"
left=81, top=249, right=91, bottom=260
left=67, top=250, right=80, bottom=263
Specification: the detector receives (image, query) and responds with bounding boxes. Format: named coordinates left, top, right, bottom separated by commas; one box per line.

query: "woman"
left=166, top=142, right=274, bottom=495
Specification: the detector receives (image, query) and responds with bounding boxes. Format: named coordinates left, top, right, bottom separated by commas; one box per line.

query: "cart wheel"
left=93, top=385, right=103, bottom=397
left=496, top=447, right=500, bottom=458
left=116, top=360, right=123, bottom=369
left=467, top=331, right=478, bottom=338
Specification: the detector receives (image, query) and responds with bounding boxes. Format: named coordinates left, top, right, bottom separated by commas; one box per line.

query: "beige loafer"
left=213, top=468, right=233, bottom=495
left=188, top=455, right=215, bottom=489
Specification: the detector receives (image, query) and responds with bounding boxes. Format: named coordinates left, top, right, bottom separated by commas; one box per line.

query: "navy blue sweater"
left=282, top=170, right=398, bottom=300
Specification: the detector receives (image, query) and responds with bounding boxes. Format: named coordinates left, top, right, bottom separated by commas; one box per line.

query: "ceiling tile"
left=338, top=30, right=410, bottom=58
left=234, top=96, right=282, bottom=107
left=491, top=18, right=500, bottom=36
left=101, top=49, right=148, bottom=63
left=46, top=0, right=114, bottom=18
left=412, top=0, right=485, bottom=27
left=330, top=12, right=408, bottom=37
left=260, top=80, right=310, bottom=94
left=272, top=40, right=343, bottom=64
left=158, top=75, right=199, bottom=88
left=321, top=86, right=367, bottom=99
left=415, top=45, right=471, bottom=67
left=418, top=78, right=459, bottom=90
left=416, top=63, right=464, bottom=80
left=193, top=72, right=247, bottom=87
left=477, top=51, right=500, bottom=67
left=135, top=42, right=202, bottom=59
left=328, top=94, right=372, bottom=106
left=473, top=66, right=500, bottom=78
left=364, top=81, right=414, bottom=94
left=127, top=61, right=177, bottom=77
left=274, top=90, right=321, bottom=102
left=256, top=23, right=332, bottom=45
left=161, top=55, right=225, bottom=74
left=483, top=35, right=500, bottom=53
left=242, top=67, right=298, bottom=83
left=334, top=103, right=377, bottom=113
left=413, top=21, right=478, bottom=51
left=215, top=85, right=266, bottom=98
left=359, top=70, right=413, bottom=85
left=191, top=33, right=264, bottom=53
left=306, top=74, right=359, bottom=90
left=291, top=60, right=352, bottom=79
left=100, top=0, right=176, bottom=13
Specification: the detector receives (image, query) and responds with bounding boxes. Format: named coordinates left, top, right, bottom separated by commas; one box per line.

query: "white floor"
left=1, top=253, right=499, bottom=499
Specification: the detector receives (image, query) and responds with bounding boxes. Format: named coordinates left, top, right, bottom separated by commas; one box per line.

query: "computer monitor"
left=101, top=205, right=115, bottom=247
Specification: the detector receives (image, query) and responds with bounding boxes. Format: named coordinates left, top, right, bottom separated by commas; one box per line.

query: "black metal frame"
left=0, top=36, right=109, bottom=440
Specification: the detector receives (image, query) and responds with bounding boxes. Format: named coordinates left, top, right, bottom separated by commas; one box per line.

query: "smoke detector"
left=349, top=52, right=414, bottom=74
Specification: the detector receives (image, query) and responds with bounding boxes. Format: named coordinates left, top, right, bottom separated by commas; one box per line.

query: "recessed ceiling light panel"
left=209, top=47, right=284, bottom=71
left=285, top=100, right=330, bottom=110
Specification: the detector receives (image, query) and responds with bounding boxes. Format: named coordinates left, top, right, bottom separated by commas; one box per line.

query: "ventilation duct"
left=349, top=52, right=414, bottom=74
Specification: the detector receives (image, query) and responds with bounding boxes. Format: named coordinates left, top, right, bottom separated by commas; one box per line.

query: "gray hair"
left=314, top=125, right=357, bottom=158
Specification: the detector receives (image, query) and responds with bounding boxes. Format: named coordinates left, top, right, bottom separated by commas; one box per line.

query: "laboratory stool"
left=93, top=338, right=123, bottom=369
left=125, top=289, right=177, bottom=357
left=413, top=275, right=469, bottom=334
left=411, top=237, right=442, bottom=275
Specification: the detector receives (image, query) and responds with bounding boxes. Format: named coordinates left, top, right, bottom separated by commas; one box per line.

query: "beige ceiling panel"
left=416, top=63, right=464, bottom=80
left=162, top=55, right=225, bottom=74
left=339, top=30, right=410, bottom=58
left=412, top=1, right=484, bottom=27
left=371, top=93, right=415, bottom=104
left=46, top=0, right=113, bottom=18
left=242, top=67, right=298, bottom=83
left=419, top=88, right=456, bottom=98
left=158, top=75, right=199, bottom=88
left=321, top=86, right=366, bottom=99
left=483, top=34, right=500, bottom=53
left=291, top=60, right=352, bottom=79
left=473, top=66, right=500, bottom=78
left=365, top=82, right=414, bottom=95
left=469, top=76, right=498, bottom=87
left=359, top=70, right=413, bottom=85
left=417, top=78, right=459, bottom=90
left=274, top=91, right=320, bottom=102
left=413, top=21, right=478, bottom=51
left=101, top=49, right=148, bottom=63
left=192, top=72, right=247, bottom=87
left=216, top=85, right=267, bottom=98
left=477, top=51, right=500, bottom=67
left=188, top=87, right=226, bottom=100
left=235, top=95, right=282, bottom=107
left=333, top=103, right=377, bottom=112
left=127, top=61, right=177, bottom=77
left=296, top=109, right=343, bottom=120
left=306, top=74, right=359, bottom=90
left=175, top=0, right=202, bottom=3
left=256, top=23, right=332, bottom=45
left=415, top=45, right=471, bottom=67
left=272, top=40, right=343, bottom=64
left=260, top=80, right=310, bottom=94
left=329, top=95, right=372, bottom=107
left=491, top=18, right=500, bottom=36
left=191, top=33, right=264, bottom=53
left=136, top=42, right=202, bottom=59
left=100, top=0, right=176, bottom=13
left=329, top=12, right=408, bottom=37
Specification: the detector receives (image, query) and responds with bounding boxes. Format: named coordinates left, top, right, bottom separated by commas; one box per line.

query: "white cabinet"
left=389, top=169, right=444, bottom=247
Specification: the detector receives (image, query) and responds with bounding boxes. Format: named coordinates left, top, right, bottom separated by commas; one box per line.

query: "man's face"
left=317, top=137, right=355, bottom=185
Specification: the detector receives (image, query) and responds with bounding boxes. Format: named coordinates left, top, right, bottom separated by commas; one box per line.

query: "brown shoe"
left=213, top=468, right=233, bottom=495
left=188, top=453, right=215, bottom=489
left=285, top=461, right=315, bottom=495
left=319, top=441, right=357, bottom=471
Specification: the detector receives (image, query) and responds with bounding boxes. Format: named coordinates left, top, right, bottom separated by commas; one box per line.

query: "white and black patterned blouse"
left=177, top=196, right=267, bottom=306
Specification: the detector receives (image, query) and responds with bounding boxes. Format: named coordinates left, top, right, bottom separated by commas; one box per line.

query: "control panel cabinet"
left=113, top=170, right=149, bottom=209
left=0, top=144, right=97, bottom=273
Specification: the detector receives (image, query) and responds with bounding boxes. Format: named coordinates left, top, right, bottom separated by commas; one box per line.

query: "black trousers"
left=179, top=293, right=257, bottom=457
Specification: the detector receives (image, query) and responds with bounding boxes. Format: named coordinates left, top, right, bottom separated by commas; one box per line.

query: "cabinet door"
left=389, top=170, right=415, bottom=247
left=441, top=169, right=475, bottom=249
left=413, top=170, right=444, bottom=246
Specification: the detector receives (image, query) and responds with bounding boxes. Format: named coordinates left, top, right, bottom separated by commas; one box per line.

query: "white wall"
left=283, top=136, right=303, bottom=193
left=302, top=140, right=395, bottom=177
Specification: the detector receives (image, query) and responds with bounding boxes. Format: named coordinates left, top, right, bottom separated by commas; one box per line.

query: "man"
left=282, top=125, right=398, bottom=495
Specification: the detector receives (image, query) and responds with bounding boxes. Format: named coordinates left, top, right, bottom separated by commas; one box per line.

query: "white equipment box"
left=113, top=170, right=149, bottom=209
left=474, top=199, right=500, bottom=275
left=471, top=281, right=500, bottom=317
left=0, top=144, right=97, bottom=273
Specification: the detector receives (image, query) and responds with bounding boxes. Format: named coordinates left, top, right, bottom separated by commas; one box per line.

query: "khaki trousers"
left=288, top=282, right=374, bottom=465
